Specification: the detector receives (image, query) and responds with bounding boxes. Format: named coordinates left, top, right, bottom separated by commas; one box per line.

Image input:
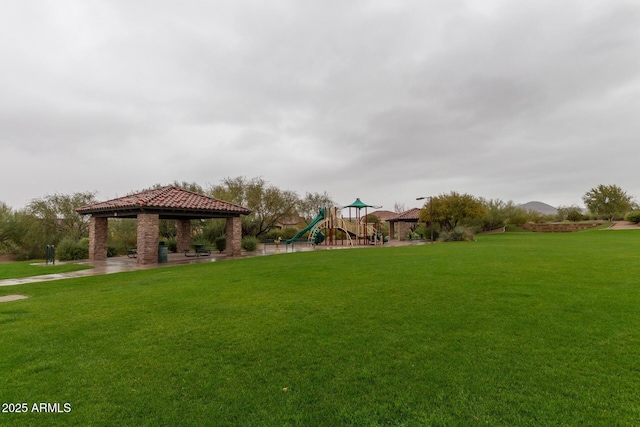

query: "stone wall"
left=521, top=222, right=600, bottom=232
left=137, top=213, right=159, bottom=264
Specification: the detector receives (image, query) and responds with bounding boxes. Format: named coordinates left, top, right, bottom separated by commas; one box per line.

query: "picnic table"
left=184, top=244, right=211, bottom=257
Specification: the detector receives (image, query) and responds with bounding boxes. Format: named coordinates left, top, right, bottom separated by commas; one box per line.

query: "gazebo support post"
left=176, top=219, right=191, bottom=253
left=89, top=216, right=108, bottom=260
left=137, top=213, right=159, bottom=265
left=225, top=216, right=242, bottom=257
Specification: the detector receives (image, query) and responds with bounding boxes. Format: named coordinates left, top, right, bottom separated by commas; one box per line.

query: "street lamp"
left=416, top=196, right=434, bottom=242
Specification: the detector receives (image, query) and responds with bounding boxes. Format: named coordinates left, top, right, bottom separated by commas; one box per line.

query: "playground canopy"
left=343, top=198, right=378, bottom=209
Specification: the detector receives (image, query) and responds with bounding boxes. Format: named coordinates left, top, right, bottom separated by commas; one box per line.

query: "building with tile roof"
left=77, top=186, right=251, bottom=264
left=387, top=208, right=423, bottom=241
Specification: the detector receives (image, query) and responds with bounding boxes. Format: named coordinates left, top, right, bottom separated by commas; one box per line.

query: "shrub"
left=625, top=211, right=640, bottom=224
left=241, top=236, right=259, bottom=252
left=215, top=236, right=226, bottom=253
left=263, top=229, right=285, bottom=241
left=203, top=219, right=226, bottom=242
left=415, top=225, right=439, bottom=241
left=166, top=238, right=177, bottom=253
left=107, top=245, right=118, bottom=257
left=57, top=237, right=89, bottom=261
left=282, top=228, right=299, bottom=240
left=406, top=231, right=421, bottom=240
left=438, top=226, right=475, bottom=242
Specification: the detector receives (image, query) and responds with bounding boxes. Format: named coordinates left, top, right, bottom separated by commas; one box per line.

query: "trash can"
left=158, top=241, right=168, bottom=263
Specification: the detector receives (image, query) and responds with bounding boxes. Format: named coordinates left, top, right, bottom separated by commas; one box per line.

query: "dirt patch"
left=0, top=294, right=29, bottom=303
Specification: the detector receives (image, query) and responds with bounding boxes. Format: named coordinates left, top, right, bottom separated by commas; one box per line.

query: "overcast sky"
left=2, top=0, right=639, bottom=212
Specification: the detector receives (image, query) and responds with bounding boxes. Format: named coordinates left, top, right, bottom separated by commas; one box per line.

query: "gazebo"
left=387, top=208, right=421, bottom=241
left=76, top=186, right=251, bottom=264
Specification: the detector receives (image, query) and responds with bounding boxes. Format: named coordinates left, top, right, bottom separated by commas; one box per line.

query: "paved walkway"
left=0, top=253, right=228, bottom=287
left=0, top=240, right=424, bottom=287
left=608, top=221, right=640, bottom=230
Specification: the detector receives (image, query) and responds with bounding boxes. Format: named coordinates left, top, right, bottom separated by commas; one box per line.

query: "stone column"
left=398, top=222, right=411, bottom=241
left=137, top=213, right=159, bottom=265
left=389, top=221, right=396, bottom=241
left=89, top=216, right=108, bottom=260
left=176, top=219, right=191, bottom=253
left=225, top=216, right=242, bottom=257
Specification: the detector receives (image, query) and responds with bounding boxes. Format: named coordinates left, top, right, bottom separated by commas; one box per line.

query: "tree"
left=479, top=198, right=518, bottom=231
left=0, top=202, right=17, bottom=252
left=26, top=191, right=97, bottom=242
left=298, top=191, right=336, bottom=223
left=556, top=205, right=584, bottom=222
left=419, top=192, right=486, bottom=232
left=582, top=184, right=633, bottom=221
left=393, top=202, right=407, bottom=214
left=209, top=177, right=298, bottom=238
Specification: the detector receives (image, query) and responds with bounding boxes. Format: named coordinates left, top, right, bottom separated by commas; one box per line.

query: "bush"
left=414, top=225, right=439, bottom=241
left=406, top=231, right=421, bottom=240
left=203, top=219, right=226, bottom=242
left=107, top=245, right=118, bottom=257
left=438, top=227, right=475, bottom=242
left=241, top=236, right=260, bottom=252
left=215, top=236, right=226, bottom=253
left=282, top=228, right=299, bottom=240
left=166, top=238, right=177, bottom=253
left=625, top=211, right=640, bottom=224
left=57, top=237, right=89, bottom=261
left=263, top=229, right=285, bottom=241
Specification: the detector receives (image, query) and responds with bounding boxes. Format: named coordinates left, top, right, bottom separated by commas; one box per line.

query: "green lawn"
left=0, top=261, right=92, bottom=280
left=1, top=231, right=640, bottom=426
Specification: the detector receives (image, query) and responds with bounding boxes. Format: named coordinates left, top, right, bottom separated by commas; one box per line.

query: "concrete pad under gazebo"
left=76, top=186, right=251, bottom=265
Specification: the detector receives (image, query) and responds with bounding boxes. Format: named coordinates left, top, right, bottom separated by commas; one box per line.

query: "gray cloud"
left=1, top=0, right=639, bottom=210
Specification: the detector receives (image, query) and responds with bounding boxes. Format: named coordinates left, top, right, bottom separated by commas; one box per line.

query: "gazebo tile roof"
left=76, top=186, right=251, bottom=215
left=389, top=207, right=422, bottom=221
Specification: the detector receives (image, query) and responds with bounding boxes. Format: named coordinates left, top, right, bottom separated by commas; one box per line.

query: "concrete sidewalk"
left=0, top=240, right=423, bottom=287
left=0, top=253, right=225, bottom=287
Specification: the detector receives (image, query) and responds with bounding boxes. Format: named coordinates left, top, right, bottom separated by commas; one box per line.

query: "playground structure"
left=285, top=198, right=387, bottom=247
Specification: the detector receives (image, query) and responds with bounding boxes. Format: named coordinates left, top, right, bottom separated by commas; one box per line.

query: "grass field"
left=1, top=231, right=640, bottom=426
left=0, top=261, right=92, bottom=280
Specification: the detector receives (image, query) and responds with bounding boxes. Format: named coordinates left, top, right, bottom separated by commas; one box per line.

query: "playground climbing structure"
left=286, top=198, right=387, bottom=247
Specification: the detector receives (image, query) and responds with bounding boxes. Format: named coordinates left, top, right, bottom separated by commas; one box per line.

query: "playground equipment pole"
left=416, top=196, right=434, bottom=242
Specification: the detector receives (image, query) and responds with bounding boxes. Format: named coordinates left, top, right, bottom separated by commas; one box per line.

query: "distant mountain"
left=518, top=201, right=558, bottom=216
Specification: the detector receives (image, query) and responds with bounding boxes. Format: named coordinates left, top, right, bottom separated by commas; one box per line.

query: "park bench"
left=127, top=248, right=137, bottom=258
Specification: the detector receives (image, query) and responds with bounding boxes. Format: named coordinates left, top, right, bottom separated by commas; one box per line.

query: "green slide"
left=286, top=208, right=325, bottom=244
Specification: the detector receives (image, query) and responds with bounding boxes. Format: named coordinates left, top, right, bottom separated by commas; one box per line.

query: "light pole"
left=416, top=196, right=434, bottom=242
